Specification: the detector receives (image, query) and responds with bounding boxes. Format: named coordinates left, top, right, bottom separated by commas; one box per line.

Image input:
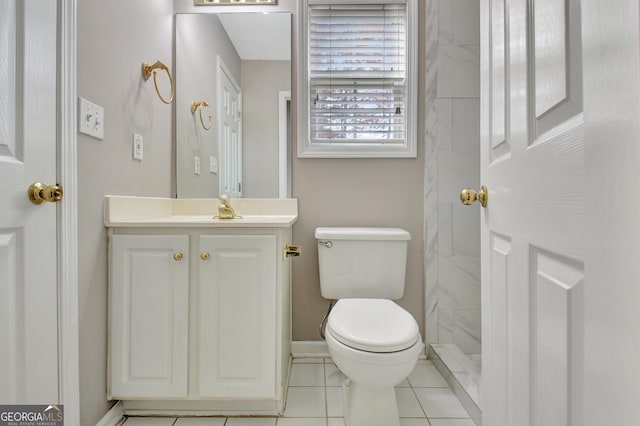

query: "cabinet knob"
left=200, top=251, right=210, bottom=261
left=173, top=252, right=184, bottom=261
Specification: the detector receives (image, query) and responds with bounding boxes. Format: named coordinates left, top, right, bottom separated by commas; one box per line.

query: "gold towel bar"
left=142, top=60, right=174, bottom=104
left=191, top=100, right=212, bottom=131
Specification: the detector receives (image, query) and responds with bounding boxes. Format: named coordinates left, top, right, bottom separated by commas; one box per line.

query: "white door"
left=0, top=0, right=60, bottom=403
left=218, top=58, right=242, bottom=198
left=581, top=1, right=640, bottom=425
left=480, top=0, right=585, bottom=425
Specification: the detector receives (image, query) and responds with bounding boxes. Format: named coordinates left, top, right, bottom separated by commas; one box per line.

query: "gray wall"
left=77, top=0, right=174, bottom=424
left=175, top=13, right=241, bottom=198
left=242, top=60, right=291, bottom=198
left=291, top=158, right=426, bottom=341
left=425, top=0, right=481, bottom=353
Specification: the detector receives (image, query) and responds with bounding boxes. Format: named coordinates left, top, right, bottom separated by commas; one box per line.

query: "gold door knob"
left=460, top=185, right=488, bottom=207
left=28, top=182, right=64, bottom=205
left=173, top=252, right=184, bottom=261
left=200, top=251, right=210, bottom=261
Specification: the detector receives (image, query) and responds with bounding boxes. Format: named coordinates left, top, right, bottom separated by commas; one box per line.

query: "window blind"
left=308, top=3, right=407, bottom=144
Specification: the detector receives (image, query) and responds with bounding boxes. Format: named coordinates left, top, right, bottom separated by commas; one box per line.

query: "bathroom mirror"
left=175, top=12, right=292, bottom=198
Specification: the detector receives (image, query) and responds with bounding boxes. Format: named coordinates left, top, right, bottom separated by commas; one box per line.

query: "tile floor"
left=123, top=357, right=474, bottom=426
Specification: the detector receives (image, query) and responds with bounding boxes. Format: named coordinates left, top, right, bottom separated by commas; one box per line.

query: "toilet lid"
left=327, top=299, right=420, bottom=353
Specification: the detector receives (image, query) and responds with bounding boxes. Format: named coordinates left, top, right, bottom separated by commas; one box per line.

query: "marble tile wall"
left=425, top=0, right=481, bottom=355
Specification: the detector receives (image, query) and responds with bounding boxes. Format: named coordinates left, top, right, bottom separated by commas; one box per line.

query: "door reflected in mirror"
left=175, top=12, right=291, bottom=198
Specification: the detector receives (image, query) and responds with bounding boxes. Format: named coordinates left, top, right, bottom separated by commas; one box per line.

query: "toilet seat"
left=327, top=299, right=419, bottom=353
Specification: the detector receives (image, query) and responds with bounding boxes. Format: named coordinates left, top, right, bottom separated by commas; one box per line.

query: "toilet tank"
left=315, top=227, right=411, bottom=300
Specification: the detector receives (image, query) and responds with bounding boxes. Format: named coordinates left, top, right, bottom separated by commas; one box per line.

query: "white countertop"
left=104, top=196, right=298, bottom=228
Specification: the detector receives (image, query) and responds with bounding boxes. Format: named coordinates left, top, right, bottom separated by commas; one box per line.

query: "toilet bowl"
left=315, top=227, right=424, bottom=426
left=325, top=298, right=424, bottom=426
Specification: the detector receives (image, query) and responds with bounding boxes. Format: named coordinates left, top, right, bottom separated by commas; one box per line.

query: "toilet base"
left=342, top=379, right=400, bottom=426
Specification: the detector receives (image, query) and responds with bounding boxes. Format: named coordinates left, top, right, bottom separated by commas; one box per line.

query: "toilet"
left=315, top=227, right=424, bottom=426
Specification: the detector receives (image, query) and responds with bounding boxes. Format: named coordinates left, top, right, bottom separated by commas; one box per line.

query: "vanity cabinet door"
left=110, top=235, right=190, bottom=399
left=197, top=235, right=277, bottom=398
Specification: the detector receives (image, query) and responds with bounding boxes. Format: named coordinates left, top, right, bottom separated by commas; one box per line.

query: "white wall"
left=425, top=0, right=481, bottom=353
left=241, top=60, right=291, bottom=198
left=77, top=0, right=174, bottom=423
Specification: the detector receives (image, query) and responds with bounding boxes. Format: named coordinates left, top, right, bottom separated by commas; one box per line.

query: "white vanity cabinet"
left=105, top=196, right=297, bottom=416
left=110, top=232, right=279, bottom=402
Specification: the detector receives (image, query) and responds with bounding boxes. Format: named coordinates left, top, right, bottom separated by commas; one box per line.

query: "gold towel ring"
left=191, top=101, right=212, bottom=131
left=142, top=60, right=174, bottom=104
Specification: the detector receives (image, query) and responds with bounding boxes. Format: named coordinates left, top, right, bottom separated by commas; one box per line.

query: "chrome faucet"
left=215, top=194, right=241, bottom=219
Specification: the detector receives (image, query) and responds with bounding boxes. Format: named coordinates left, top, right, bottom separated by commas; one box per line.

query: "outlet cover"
left=133, top=133, right=143, bottom=160
left=210, top=156, right=218, bottom=173
left=194, top=156, right=201, bottom=175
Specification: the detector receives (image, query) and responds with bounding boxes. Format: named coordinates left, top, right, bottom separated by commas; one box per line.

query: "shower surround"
left=424, top=0, right=481, bottom=355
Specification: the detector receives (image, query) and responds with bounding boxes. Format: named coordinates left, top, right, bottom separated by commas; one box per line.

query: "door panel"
left=0, top=0, right=17, bottom=159
left=487, top=233, right=511, bottom=426
left=490, top=0, right=508, bottom=160
left=534, top=0, right=567, bottom=117
left=531, top=249, right=583, bottom=426
left=0, top=230, right=23, bottom=401
left=533, top=0, right=583, bottom=139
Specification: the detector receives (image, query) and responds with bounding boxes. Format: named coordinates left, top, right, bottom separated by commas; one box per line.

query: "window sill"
left=297, top=141, right=417, bottom=158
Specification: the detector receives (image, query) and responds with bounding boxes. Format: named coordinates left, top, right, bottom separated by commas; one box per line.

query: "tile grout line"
left=323, top=357, right=330, bottom=426
left=408, top=371, right=431, bottom=425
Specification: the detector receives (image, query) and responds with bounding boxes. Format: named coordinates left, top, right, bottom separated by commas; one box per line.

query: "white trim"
left=95, top=402, right=124, bottom=426
left=297, top=0, right=418, bottom=158
left=58, top=0, right=80, bottom=424
left=278, top=91, right=291, bottom=198
left=291, top=341, right=330, bottom=358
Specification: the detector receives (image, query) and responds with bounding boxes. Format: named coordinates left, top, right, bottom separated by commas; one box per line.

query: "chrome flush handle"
left=318, top=241, right=333, bottom=248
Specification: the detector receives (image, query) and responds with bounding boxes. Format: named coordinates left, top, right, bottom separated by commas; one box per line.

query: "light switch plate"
left=194, top=156, right=201, bottom=175
left=79, top=97, right=104, bottom=140
left=132, top=133, right=143, bottom=160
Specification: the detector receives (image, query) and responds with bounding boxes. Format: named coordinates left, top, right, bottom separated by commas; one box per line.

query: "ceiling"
left=218, top=13, right=291, bottom=61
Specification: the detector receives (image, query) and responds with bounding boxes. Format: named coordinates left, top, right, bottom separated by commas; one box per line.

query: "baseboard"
left=291, top=341, right=329, bottom=358
left=96, top=401, right=124, bottom=426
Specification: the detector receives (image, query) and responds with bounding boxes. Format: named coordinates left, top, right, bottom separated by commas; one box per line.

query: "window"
left=298, top=0, right=417, bottom=158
